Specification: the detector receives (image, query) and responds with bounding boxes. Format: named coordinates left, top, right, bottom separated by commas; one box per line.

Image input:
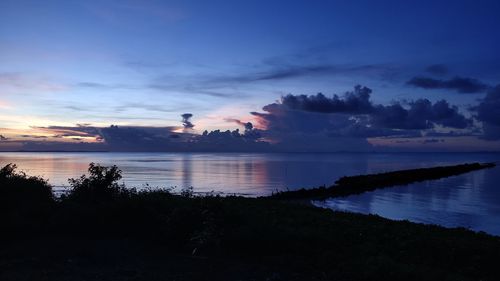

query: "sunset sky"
left=1, top=0, right=500, bottom=152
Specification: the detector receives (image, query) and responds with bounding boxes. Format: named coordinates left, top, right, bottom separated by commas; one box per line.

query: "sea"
left=1, top=152, right=499, bottom=236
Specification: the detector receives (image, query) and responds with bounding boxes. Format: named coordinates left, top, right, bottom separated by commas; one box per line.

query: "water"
left=1, top=152, right=499, bottom=235
left=313, top=160, right=500, bottom=236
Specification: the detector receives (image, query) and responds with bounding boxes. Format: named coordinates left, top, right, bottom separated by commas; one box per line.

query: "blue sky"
left=1, top=0, right=500, bottom=151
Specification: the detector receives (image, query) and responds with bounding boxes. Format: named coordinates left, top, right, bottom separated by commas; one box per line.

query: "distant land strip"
left=269, top=162, right=496, bottom=200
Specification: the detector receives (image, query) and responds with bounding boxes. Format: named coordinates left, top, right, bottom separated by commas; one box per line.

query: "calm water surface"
left=1, top=152, right=499, bottom=235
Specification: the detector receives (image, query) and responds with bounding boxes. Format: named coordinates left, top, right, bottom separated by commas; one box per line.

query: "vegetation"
left=270, top=162, right=496, bottom=199
left=1, top=162, right=500, bottom=280
left=64, top=162, right=131, bottom=202
left=0, top=163, right=54, bottom=233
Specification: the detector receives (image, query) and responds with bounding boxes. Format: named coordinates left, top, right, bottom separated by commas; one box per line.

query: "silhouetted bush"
left=0, top=163, right=54, bottom=233
left=0, top=163, right=53, bottom=206
left=64, top=162, right=132, bottom=203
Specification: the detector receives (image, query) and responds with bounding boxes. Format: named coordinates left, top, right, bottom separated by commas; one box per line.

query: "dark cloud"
left=20, top=135, right=48, bottom=139
left=249, top=85, right=474, bottom=151
left=99, top=125, right=177, bottom=151
left=406, top=76, right=488, bottom=93
left=376, top=131, right=424, bottom=139
left=252, top=107, right=376, bottom=151
left=76, top=82, right=140, bottom=90
left=0, top=135, right=7, bottom=141
left=64, top=105, right=87, bottom=111
left=147, top=82, right=237, bottom=98
left=0, top=123, right=266, bottom=152
left=181, top=113, right=194, bottom=129
left=18, top=141, right=106, bottom=152
left=26, top=125, right=180, bottom=151
left=425, top=64, right=449, bottom=76
left=253, top=65, right=341, bottom=81
left=425, top=130, right=479, bottom=138
left=196, top=127, right=268, bottom=151
left=259, top=85, right=471, bottom=131
left=34, top=126, right=101, bottom=138
left=28, top=125, right=184, bottom=151
left=421, top=139, right=445, bottom=144
left=210, top=64, right=396, bottom=84
left=98, top=124, right=268, bottom=152
left=76, top=123, right=92, bottom=127
left=76, top=82, right=109, bottom=88
left=60, top=101, right=190, bottom=118
left=373, top=99, right=471, bottom=130
left=77, top=80, right=237, bottom=99
left=280, top=85, right=373, bottom=114
left=225, top=118, right=254, bottom=131
left=473, top=85, right=500, bottom=140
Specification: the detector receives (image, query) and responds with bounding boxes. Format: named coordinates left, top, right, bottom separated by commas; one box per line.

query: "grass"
left=1, top=163, right=500, bottom=280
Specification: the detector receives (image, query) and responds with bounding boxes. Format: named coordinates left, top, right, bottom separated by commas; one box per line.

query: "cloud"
left=181, top=113, right=194, bottom=129
left=20, top=135, right=48, bottom=139
left=421, top=138, right=444, bottom=144
left=225, top=118, right=254, bottom=131
left=97, top=122, right=268, bottom=152
left=406, top=76, right=488, bottom=93
left=59, top=101, right=190, bottom=117
left=1, top=85, right=491, bottom=152
left=75, top=82, right=140, bottom=90
left=257, top=85, right=471, bottom=131
left=75, top=80, right=239, bottom=99
left=18, top=141, right=106, bottom=152
left=22, top=124, right=269, bottom=152
left=280, top=85, right=373, bottom=114
left=0, top=135, right=7, bottom=141
left=473, top=85, right=500, bottom=140
left=33, top=126, right=102, bottom=138
left=251, top=65, right=344, bottom=81
left=248, top=85, right=475, bottom=151
left=25, top=125, right=183, bottom=151
left=425, top=64, right=449, bottom=76
left=424, top=130, right=479, bottom=138
left=99, top=125, right=178, bottom=151
left=147, top=81, right=244, bottom=98
left=195, top=127, right=268, bottom=151
left=209, top=64, right=396, bottom=84
left=372, top=99, right=471, bottom=130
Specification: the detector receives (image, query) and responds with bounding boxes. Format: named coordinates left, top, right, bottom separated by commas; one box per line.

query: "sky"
left=1, top=0, right=500, bottom=152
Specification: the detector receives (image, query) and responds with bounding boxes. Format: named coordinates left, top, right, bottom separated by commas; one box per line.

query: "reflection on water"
left=0, top=152, right=372, bottom=195
left=1, top=152, right=499, bottom=235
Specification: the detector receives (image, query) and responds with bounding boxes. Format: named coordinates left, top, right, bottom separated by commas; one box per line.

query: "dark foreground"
left=1, top=163, right=500, bottom=281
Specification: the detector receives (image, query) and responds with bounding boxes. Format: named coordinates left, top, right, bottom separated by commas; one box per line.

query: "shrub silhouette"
left=0, top=163, right=54, bottom=232
left=66, top=162, right=130, bottom=202
left=0, top=163, right=54, bottom=206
